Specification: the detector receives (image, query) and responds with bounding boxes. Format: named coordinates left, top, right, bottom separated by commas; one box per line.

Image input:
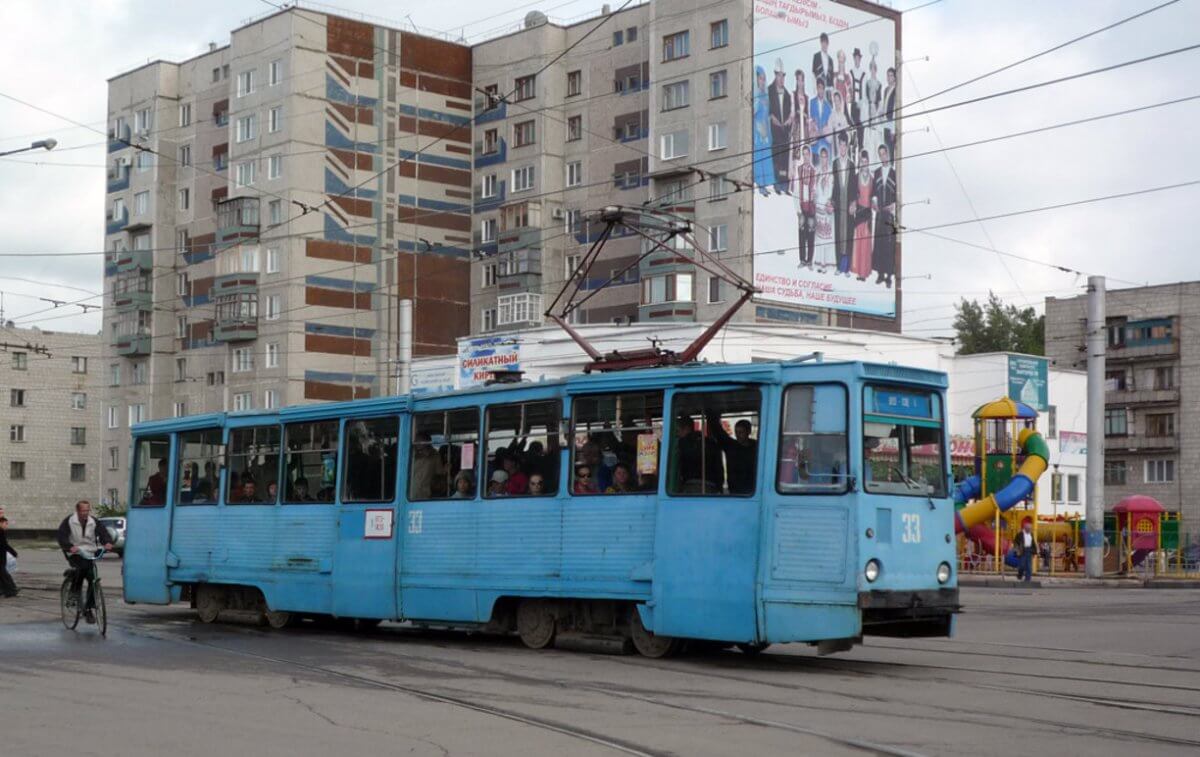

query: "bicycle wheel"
left=94, top=582, right=107, bottom=637
left=60, top=579, right=80, bottom=630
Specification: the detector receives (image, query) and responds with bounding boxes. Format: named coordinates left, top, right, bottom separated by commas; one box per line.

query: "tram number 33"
left=901, top=513, right=922, bottom=543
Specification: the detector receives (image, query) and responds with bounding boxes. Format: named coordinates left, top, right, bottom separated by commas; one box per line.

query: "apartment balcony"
left=111, top=316, right=152, bottom=357
left=112, top=270, right=153, bottom=311
left=1106, top=387, right=1180, bottom=407
left=212, top=273, right=259, bottom=342
left=105, top=207, right=129, bottom=235
left=1104, top=434, right=1178, bottom=453
left=1107, top=339, right=1179, bottom=362
left=216, top=197, right=260, bottom=244
left=106, top=163, right=130, bottom=193
left=498, top=226, right=542, bottom=255
left=107, top=123, right=131, bottom=153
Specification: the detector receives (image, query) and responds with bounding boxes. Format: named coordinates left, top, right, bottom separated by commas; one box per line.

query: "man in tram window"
left=142, top=458, right=169, bottom=505
left=239, top=475, right=261, bottom=503
left=578, top=440, right=613, bottom=491
left=709, top=414, right=758, bottom=495
left=410, top=433, right=442, bottom=500
left=290, top=477, right=313, bottom=502
left=673, top=415, right=724, bottom=494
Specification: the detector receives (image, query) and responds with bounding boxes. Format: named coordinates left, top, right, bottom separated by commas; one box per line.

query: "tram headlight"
left=864, top=559, right=881, bottom=583
left=937, top=562, right=952, bottom=584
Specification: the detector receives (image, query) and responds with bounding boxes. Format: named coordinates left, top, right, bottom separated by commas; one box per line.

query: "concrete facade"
left=1045, top=282, right=1200, bottom=526
left=0, top=325, right=103, bottom=530
left=101, top=9, right=473, bottom=507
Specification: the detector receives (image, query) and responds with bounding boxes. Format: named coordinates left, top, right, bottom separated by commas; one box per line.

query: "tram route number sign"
left=364, top=509, right=394, bottom=539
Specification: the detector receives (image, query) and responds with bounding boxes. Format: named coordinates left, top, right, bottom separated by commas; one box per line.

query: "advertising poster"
left=458, top=335, right=521, bottom=388
left=752, top=0, right=901, bottom=317
left=1007, top=355, right=1048, bottom=411
left=1059, top=431, right=1087, bottom=456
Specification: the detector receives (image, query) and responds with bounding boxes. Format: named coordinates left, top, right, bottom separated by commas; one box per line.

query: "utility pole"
left=1085, top=276, right=1105, bottom=578
left=396, top=299, right=413, bottom=395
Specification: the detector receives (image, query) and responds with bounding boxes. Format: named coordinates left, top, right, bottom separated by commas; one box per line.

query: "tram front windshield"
left=862, top=386, right=946, bottom=498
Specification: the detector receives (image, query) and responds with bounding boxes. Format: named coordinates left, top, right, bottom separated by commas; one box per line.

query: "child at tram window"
left=452, top=470, right=475, bottom=499
left=606, top=463, right=636, bottom=494
left=488, top=469, right=509, bottom=497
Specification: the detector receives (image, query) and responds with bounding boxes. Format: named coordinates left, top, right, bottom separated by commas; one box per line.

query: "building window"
left=642, top=273, right=694, bottom=304
left=212, top=67, right=220, bottom=83
left=174, top=315, right=187, bottom=340
left=710, top=19, right=729, bottom=48
left=175, top=357, right=187, bottom=381
left=233, top=392, right=253, bottom=412
left=663, top=30, right=689, bottom=61
left=266, top=342, right=279, bottom=368
left=709, top=174, right=731, bottom=200
left=567, top=115, right=582, bottom=141
left=567, top=70, right=581, bottom=97
left=1050, top=473, right=1062, bottom=503
left=1154, top=366, right=1175, bottom=389
left=269, top=59, right=281, bottom=86
left=514, top=75, right=536, bottom=102
left=567, top=161, right=582, bottom=188
left=627, top=26, right=637, bottom=41
left=179, top=144, right=191, bottom=166
left=660, top=129, right=690, bottom=160
left=565, top=208, right=582, bottom=235
left=71, top=392, right=87, bottom=410
left=497, top=293, right=544, bottom=326
left=1145, top=459, right=1175, bottom=484
left=1104, top=460, right=1126, bottom=485
left=1066, top=474, right=1080, bottom=503
left=9, top=425, right=25, bottom=442
left=1105, top=369, right=1127, bottom=391
left=71, top=356, right=88, bottom=374
left=1046, top=405, right=1057, bottom=439
left=177, top=272, right=190, bottom=296
left=268, top=106, right=282, bottom=133
left=511, top=165, right=535, bottom=192
left=482, top=174, right=497, bottom=198
left=11, top=352, right=27, bottom=370
left=233, top=347, right=255, bottom=373
left=709, top=224, right=728, bottom=252
left=268, top=200, right=282, bottom=226
left=513, top=120, right=536, bottom=148
left=481, top=218, right=497, bottom=243
left=267, top=154, right=282, bottom=180
left=266, top=294, right=281, bottom=320
left=112, top=198, right=126, bottom=220
left=564, top=253, right=582, bottom=281
left=662, top=80, right=689, bottom=111
left=1146, top=413, right=1175, bottom=437
left=1107, top=319, right=1126, bottom=348
left=10, top=389, right=24, bottom=407
left=481, top=308, right=496, bottom=332
left=131, top=362, right=147, bottom=385
left=135, top=108, right=152, bottom=134
left=9, top=461, right=25, bottom=480
left=482, top=262, right=498, bottom=287
left=207, top=371, right=225, bottom=386
left=71, top=427, right=87, bottom=446
left=134, top=191, right=149, bottom=214
left=179, top=103, right=192, bottom=126
left=235, top=114, right=257, bottom=143
left=709, top=70, right=728, bottom=99
left=483, top=128, right=499, bottom=154
left=178, top=188, right=190, bottom=210
left=266, top=247, right=280, bottom=273
left=237, top=69, right=255, bottom=97
left=173, top=401, right=187, bottom=418
left=707, top=276, right=723, bottom=304
left=107, top=406, right=119, bottom=429
left=1104, top=407, right=1127, bottom=437
left=108, top=447, right=119, bottom=471
left=70, top=463, right=87, bottom=482
left=613, top=29, right=624, bottom=46
left=128, top=404, right=146, bottom=425
left=263, top=389, right=278, bottom=409
left=235, top=160, right=256, bottom=187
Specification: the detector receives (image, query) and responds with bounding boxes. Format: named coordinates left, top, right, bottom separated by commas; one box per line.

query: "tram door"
left=332, top=416, right=402, bottom=620
left=652, top=386, right=764, bottom=642
left=124, top=433, right=174, bottom=603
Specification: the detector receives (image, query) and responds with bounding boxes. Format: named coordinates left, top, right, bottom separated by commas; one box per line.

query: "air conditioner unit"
left=551, top=208, right=565, bottom=220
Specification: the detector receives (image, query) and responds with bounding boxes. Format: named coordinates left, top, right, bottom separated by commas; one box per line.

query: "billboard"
left=457, top=335, right=520, bottom=388
left=1007, top=355, right=1048, bottom=411
left=752, top=0, right=901, bottom=318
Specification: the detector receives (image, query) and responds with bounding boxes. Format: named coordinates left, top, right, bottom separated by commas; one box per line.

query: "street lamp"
left=0, top=138, right=57, bottom=158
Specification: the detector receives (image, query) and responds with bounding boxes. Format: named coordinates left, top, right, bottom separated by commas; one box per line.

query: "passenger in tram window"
left=605, top=463, right=636, bottom=494
left=573, top=466, right=598, bottom=494
left=410, top=433, right=441, bottom=500
left=488, top=470, right=509, bottom=497
left=452, top=470, right=475, bottom=499
left=192, top=480, right=213, bottom=503
left=710, top=416, right=758, bottom=495
left=503, top=455, right=528, bottom=495
left=240, top=476, right=260, bottom=503
left=528, top=474, right=547, bottom=496
left=578, top=441, right=613, bottom=491
left=143, top=458, right=169, bottom=506
left=673, top=416, right=724, bottom=494
left=290, top=477, right=313, bottom=502
left=266, top=482, right=278, bottom=502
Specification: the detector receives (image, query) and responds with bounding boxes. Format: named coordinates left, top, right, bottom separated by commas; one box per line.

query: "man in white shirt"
left=1013, top=517, right=1039, bottom=582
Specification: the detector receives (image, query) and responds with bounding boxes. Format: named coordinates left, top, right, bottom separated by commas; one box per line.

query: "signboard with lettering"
left=458, top=336, right=520, bottom=388
left=1007, top=355, right=1048, bottom=411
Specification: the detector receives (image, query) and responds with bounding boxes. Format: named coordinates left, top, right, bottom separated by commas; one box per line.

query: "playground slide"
left=953, top=427, right=1050, bottom=533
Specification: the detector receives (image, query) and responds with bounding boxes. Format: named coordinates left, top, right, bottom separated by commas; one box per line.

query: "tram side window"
left=777, top=385, right=849, bottom=494
left=177, top=428, right=225, bottom=505
left=571, top=391, right=663, bottom=495
left=667, top=389, right=761, bottom=496
left=132, top=435, right=171, bottom=507
left=283, top=421, right=339, bottom=503
left=342, top=417, right=400, bottom=503
left=485, top=400, right=562, bottom=497
left=409, top=408, right=480, bottom=501
left=228, top=426, right=281, bottom=504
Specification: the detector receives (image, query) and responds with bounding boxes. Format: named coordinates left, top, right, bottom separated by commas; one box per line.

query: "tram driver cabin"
left=121, top=360, right=960, bottom=656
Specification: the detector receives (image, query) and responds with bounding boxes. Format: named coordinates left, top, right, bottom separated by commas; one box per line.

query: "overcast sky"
left=0, top=0, right=1196, bottom=337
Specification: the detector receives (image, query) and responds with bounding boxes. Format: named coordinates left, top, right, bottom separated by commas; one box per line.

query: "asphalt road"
left=2, top=549, right=1198, bottom=757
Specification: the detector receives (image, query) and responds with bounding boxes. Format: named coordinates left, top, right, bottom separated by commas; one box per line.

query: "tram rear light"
left=864, top=559, right=881, bottom=583
left=937, top=562, right=952, bottom=584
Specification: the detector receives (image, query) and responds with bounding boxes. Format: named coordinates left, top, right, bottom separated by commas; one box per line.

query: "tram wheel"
left=629, top=606, right=681, bottom=659
left=195, top=585, right=224, bottom=624
left=516, top=600, right=556, bottom=649
left=736, top=642, right=770, bottom=656
left=263, top=609, right=294, bottom=629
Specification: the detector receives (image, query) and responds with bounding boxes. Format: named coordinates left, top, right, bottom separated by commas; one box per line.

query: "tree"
left=953, top=292, right=1044, bottom=355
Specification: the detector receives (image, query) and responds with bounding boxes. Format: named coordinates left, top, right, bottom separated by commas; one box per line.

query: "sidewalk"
left=959, top=572, right=1200, bottom=589
left=5, top=547, right=124, bottom=593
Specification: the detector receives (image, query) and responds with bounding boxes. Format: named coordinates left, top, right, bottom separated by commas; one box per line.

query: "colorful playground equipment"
left=1113, top=495, right=1166, bottom=573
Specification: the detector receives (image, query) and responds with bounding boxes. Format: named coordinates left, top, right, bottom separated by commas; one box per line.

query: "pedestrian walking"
left=0, top=516, right=18, bottom=597
left=1013, top=517, right=1039, bottom=583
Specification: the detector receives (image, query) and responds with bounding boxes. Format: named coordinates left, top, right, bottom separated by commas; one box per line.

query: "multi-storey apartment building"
left=1, top=324, right=102, bottom=530
left=470, top=0, right=903, bottom=336
left=1045, top=282, right=1200, bottom=524
left=102, top=8, right=473, bottom=505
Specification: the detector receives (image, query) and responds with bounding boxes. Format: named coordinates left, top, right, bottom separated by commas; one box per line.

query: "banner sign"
left=1007, top=355, right=1048, bottom=411
left=458, top=336, right=520, bottom=388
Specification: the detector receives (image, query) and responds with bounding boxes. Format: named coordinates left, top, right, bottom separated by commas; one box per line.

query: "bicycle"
left=60, top=549, right=107, bottom=637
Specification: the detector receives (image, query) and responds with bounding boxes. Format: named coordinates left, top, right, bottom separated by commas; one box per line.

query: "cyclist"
left=56, top=500, right=114, bottom=623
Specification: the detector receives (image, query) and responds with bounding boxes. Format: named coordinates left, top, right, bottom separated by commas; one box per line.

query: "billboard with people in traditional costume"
left=752, top=0, right=901, bottom=318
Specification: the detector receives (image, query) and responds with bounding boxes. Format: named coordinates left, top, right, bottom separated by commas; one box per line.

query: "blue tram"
left=122, top=359, right=959, bottom=656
